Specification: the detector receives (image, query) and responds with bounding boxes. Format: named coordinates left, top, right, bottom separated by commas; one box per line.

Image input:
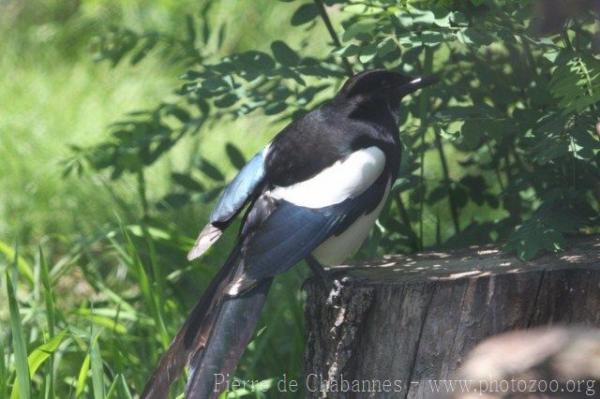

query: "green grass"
left=0, top=26, right=177, bottom=244
left=6, top=258, right=32, bottom=399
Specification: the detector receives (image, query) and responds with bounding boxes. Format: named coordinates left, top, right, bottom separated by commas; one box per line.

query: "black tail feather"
left=141, top=246, right=250, bottom=399
left=185, top=278, right=272, bottom=398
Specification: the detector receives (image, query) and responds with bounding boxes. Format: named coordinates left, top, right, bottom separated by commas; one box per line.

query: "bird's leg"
left=305, top=255, right=334, bottom=290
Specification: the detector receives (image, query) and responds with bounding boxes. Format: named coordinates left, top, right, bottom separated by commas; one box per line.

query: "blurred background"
left=0, top=0, right=598, bottom=398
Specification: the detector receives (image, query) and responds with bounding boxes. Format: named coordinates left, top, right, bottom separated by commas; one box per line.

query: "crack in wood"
left=404, top=283, right=437, bottom=399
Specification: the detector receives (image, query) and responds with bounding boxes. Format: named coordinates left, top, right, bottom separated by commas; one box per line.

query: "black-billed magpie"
left=141, top=69, right=437, bottom=399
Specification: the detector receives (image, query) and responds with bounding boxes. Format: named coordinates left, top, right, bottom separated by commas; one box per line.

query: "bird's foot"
left=305, top=256, right=335, bottom=291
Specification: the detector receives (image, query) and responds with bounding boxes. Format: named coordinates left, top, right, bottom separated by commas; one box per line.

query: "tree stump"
left=303, top=235, right=600, bottom=399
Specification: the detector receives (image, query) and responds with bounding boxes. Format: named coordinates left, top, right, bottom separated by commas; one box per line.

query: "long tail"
left=141, top=246, right=272, bottom=399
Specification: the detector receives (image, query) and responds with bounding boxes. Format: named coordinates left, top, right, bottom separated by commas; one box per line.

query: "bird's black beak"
left=399, top=75, right=439, bottom=95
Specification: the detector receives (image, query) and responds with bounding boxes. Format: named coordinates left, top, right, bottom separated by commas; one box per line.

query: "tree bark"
left=303, top=235, right=600, bottom=399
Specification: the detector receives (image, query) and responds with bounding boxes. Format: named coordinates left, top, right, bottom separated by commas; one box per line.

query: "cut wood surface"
left=303, top=235, right=600, bottom=399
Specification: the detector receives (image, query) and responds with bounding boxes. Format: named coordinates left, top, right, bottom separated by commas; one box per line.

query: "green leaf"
left=376, top=37, right=398, bottom=58
left=225, top=143, right=247, bottom=170
left=291, top=3, right=318, bottom=26
left=214, top=93, right=238, bottom=108
left=506, top=222, right=565, bottom=260
left=130, top=34, right=158, bottom=65
left=7, top=267, right=31, bottom=399
left=116, top=374, right=133, bottom=399
left=394, top=6, right=452, bottom=28
left=358, top=43, right=378, bottom=63
left=105, top=378, right=119, bottom=399
left=395, top=8, right=435, bottom=27
left=456, top=28, right=494, bottom=46
left=460, top=175, right=487, bottom=205
left=106, top=374, right=132, bottom=399
left=0, top=340, right=6, bottom=399
left=264, top=101, right=287, bottom=115
left=342, top=20, right=377, bottom=41
left=550, top=53, right=600, bottom=114
left=337, top=43, right=361, bottom=57
left=76, top=354, right=91, bottom=398
left=505, top=202, right=586, bottom=260
left=444, top=222, right=495, bottom=248
left=458, top=120, right=483, bottom=151
left=225, top=378, right=273, bottom=397
left=233, top=51, right=275, bottom=78
left=0, top=240, right=34, bottom=284
left=75, top=310, right=128, bottom=334
left=201, top=76, right=230, bottom=91
left=452, top=184, right=469, bottom=208
left=271, top=40, right=300, bottom=66
left=117, top=226, right=168, bottom=344
left=427, top=185, right=448, bottom=204
left=90, top=328, right=105, bottom=399
left=27, top=331, right=67, bottom=378
left=420, top=30, right=445, bottom=46
left=39, top=247, right=56, bottom=336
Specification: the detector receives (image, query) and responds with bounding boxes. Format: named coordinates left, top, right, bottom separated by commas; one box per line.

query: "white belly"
left=311, top=182, right=390, bottom=266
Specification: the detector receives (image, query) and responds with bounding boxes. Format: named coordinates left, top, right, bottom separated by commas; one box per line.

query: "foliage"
left=70, top=0, right=599, bottom=258
left=2, top=0, right=599, bottom=398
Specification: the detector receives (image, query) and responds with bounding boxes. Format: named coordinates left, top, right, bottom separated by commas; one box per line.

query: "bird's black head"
left=336, top=69, right=438, bottom=115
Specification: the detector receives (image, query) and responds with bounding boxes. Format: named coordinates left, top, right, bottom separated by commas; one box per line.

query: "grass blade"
left=0, top=338, right=7, bottom=399
left=0, top=240, right=34, bottom=284
left=105, top=377, right=119, bottom=399
left=116, top=374, right=133, bottom=399
left=76, top=354, right=90, bottom=398
left=39, top=247, right=56, bottom=336
left=27, top=331, right=67, bottom=377
left=118, top=225, right=169, bottom=345
left=90, top=327, right=105, bottom=399
left=6, top=267, right=31, bottom=399
left=39, top=246, right=57, bottom=399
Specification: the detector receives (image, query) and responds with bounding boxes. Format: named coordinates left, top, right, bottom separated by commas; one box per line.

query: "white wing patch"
left=187, top=224, right=222, bottom=261
left=270, top=146, right=386, bottom=208
left=311, top=179, right=390, bottom=266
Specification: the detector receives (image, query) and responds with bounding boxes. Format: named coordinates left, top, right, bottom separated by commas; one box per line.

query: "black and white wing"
left=227, top=145, right=391, bottom=295
left=187, top=145, right=270, bottom=261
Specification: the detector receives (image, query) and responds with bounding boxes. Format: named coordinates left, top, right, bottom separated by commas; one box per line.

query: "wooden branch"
left=313, top=0, right=354, bottom=77
left=303, top=235, right=600, bottom=398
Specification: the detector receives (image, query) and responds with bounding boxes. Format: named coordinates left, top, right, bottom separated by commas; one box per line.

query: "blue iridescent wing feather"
left=210, top=147, right=268, bottom=225
left=188, top=147, right=268, bottom=260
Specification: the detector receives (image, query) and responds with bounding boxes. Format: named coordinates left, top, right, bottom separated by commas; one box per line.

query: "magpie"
left=141, top=69, right=437, bottom=399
